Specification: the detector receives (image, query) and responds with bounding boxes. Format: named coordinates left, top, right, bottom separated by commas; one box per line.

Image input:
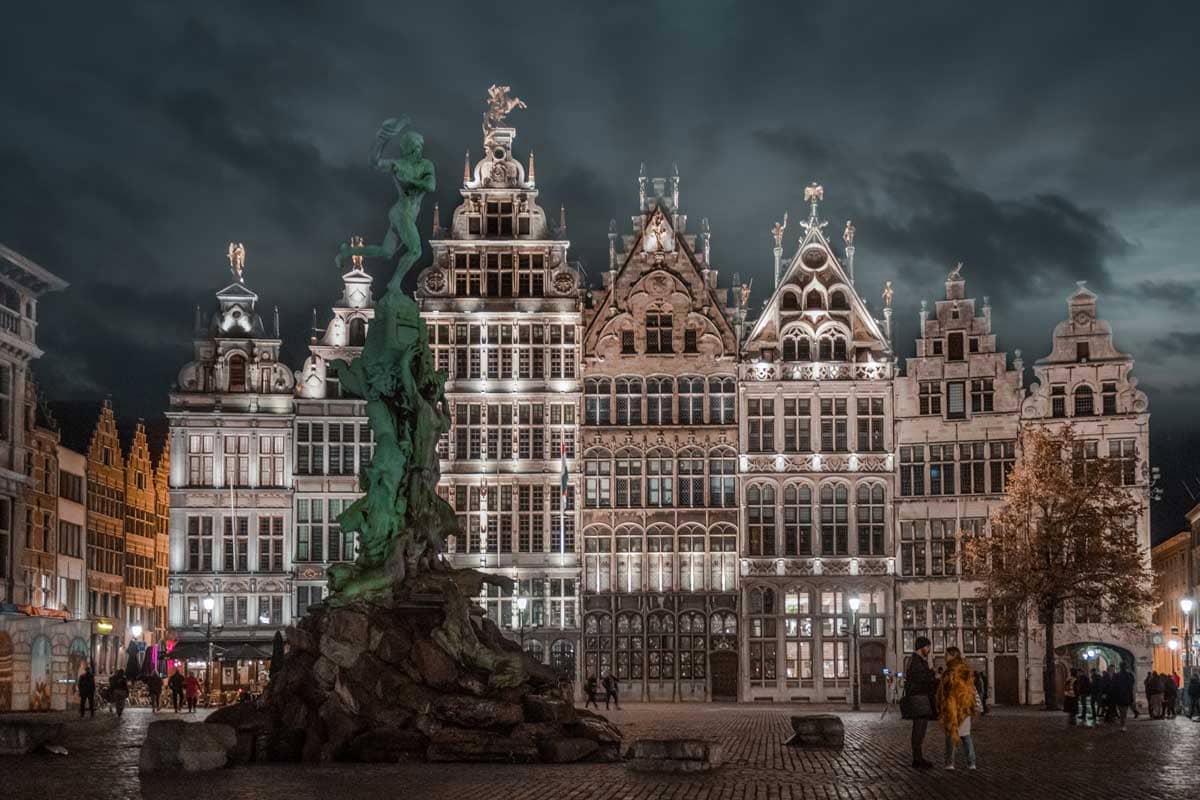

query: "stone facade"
left=1150, top=532, right=1189, bottom=675
left=580, top=171, right=740, bottom=701
left=415, top=123, right=585, bottom=677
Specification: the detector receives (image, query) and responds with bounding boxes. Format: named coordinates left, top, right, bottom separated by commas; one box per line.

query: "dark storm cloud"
left=1131, top=280, right=1199, bottom=310
left=2, top=0, right=1199, bottom=535
left=1148, top=331, right=1200, bottom=358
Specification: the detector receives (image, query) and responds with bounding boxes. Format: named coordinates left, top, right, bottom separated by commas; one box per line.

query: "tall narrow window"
left=645, top=311, right=673, bottom=354
left=946, top=382, right=966, bottom=419
left=585, top=378, right=612, bottom=425
left=708, top=449, right=737, bottom=508
left=819, top=483, right=849, bottom=555
left=677, top=377, right=704, bottom=424
left=970, top=379, right=994, bottom=413
left=1074, top=385, right=1095, bottom=417
left=228, top=355, right=247, bottom=392
left=646, top=377, right=673, bottom=425
left=1051, top=385, right=1067, bottom=418
left=677, top=448, right=705, bottom=508
left=616, top=378, right=642, bottom=425
left=919, top=381, right=942, bottom=416
left=855, top=483, right=885, bottom=555
left=747, top=484, right=776, bottom=556
left=646, top=448, right=673, bottom=508
left=959, top=442, right=986, bottom=494
left=855, top=397, right=884, bottom=451
left=1102, top=382, right=1118, bottom=415
left=747, top=398, right=775, bottom=452
left=928, top=444, right=956, bottom=495
left=783, top=398, right=811, bottom=453
left=782, top=484, right=812, bottom=556
left=614, top=449, right=642, bottom=508
left=947, top=332, right=965, bottom=361
left=708, top=377, right=735, bottom=424
left=819, top=398, right=848, bottom=452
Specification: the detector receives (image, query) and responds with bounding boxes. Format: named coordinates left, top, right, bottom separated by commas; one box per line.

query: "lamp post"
left=1181, top=597, right=1195, bottom=678
left=516, top=596, right=532, bottom=651
left=848, top=596, right=861, bottom=711
left=202, top=595, right=215, bottom=707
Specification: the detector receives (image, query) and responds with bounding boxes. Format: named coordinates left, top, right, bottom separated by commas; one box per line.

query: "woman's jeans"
left=945, top=734, right=976, bottom=767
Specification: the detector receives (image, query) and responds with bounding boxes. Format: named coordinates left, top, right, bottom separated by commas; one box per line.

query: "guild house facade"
left=167, top=90, right=1153, bottom=707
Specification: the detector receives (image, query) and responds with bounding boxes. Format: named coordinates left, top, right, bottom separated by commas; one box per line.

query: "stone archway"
left=1055, top=641, right=1137, bottom=705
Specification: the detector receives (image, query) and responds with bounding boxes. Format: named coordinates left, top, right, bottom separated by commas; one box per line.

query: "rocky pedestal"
left=259, top=569, right=621, bottom=763
left=0, top=719, right=64, bottom=756
left=784, top=715, right=845, bottom=749
left=140, top=720, right=237, bottom=772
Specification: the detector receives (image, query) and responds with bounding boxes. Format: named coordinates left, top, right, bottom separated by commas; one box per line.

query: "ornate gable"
left=744, top=184, right=890, bottom=366
left=584, top=169, right=737, bottom=361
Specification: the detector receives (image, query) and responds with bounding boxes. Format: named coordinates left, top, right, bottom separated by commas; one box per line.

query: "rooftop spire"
left=431, top=204, right=441, bottom=237
left=528, top=150, right=536, bottom=184
left=556, top=205, right=567, bottom=237
left=671, top=162, right=680, bottom=209
left=638, top=162, right=646, bottom=210
left=463, top=150, right=471, bottom=184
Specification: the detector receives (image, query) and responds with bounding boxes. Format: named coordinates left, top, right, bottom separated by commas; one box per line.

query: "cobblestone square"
left=8, top=703, right=1199, bottom=800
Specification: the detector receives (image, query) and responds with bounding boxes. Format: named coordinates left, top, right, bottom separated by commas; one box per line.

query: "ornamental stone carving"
left=424, top=269, right=447, bottom=294
left=552, top=270, right=575, bottom=295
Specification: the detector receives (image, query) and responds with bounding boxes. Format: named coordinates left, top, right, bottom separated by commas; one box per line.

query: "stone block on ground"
left=626, top=738, right=723, bottom=773
left=425, top=726, right=540, bottom=762
left=0, top=720, right=64, bottom=756
left=139, top=720, right=237, bottom=772
left=784, top=714, right=845, bottom=749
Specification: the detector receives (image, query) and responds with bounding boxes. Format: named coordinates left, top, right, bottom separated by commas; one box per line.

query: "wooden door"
left=859, top=642, right=886, bottom=703
left=710, top=650, right=737, bottom=701
left=994, top=655, right=1019, bottom=705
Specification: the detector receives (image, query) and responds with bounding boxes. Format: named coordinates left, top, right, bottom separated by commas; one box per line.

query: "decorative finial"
left=804, top=183, right=824, bottom=223
left=883, top=281, right=893, bottom=309
left=701, top=217, right=711, bottom=265
left=273, top=305, right=280, bottom=338
left=431, top=204, right=441, bottom=237
left=528, top=150, right=536, bottom=184
left=194, top=304, right=202, bottom=334
left=638, top=162, right=647, bottom=208
left=843, top=220, right=856, bottom=247
left=671, top=163, right=680, bottom=209
left=227, top=242, right=246, bottom=283
left=557, top=205, right=567, bottom=237
left=311, top=307, right=318, bottom=330
left=771, top=211, right=789, bottom=249
left=608, top=218, right=617, bottom=236
left=463, top=150, right=471, bottom=184
left=482, top=84, right=526, bottom=133
left=350, top=235, right=364, bottom=271
left=948, top=262, right=964, bottom=281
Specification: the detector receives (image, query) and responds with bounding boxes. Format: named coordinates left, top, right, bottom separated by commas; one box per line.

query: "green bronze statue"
left=327, top=117, right=459, bottom=596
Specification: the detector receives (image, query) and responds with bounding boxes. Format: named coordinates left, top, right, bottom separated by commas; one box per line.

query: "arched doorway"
left=348, top=318, right=367, bottom=347
left=710, top=650, right=737, bottom=701
left=0, top=632, right=12, bottom=711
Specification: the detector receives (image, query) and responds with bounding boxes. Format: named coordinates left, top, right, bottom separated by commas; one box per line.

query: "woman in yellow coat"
left=935, top=646, right=978, bottom=770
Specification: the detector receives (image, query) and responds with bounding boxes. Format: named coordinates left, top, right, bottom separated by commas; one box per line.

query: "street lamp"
left=848, top=596, right=862, bottom=711
left=1168, top=638, right=1180, bottom=676
left=131, top=623, right=143, bottom=640
left=202, top=595, right=215, bottom=707
left=516, top=596, right=530, bottom=650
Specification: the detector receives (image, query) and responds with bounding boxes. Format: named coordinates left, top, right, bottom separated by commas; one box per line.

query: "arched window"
left=783, top=334, right=811, bottom=362
left=646, top=377, right=674, bottom=425
left=615, top=524, right=643, bottom=593
left=747, top=484, right=776, bottom=556
left=348, top=317, right=367, bottom=347
left=647, top=524, right=674, bottom=592
left=707, top=377, right=735, bottom=424
left=585, top=378, right=611, bottom=425
left=834, top=336, right=847, bottom=361
left=1074, top=385, right=1095, bottom=417
left=678, top=377, right=705, bottom=424
left=708, top=447, right=737, bottom=508
left=647, top=611, right=675, bottom=680
left=584, top=448, right=612, bottom=508
left=679, top=611, right=707, bottom=678
left=819, top=337, right=833, bottom=361
left=709, top=523, right=738, bottom=592
left=830, top=290, right=849, bottom=310
left=616, top=377, right=642, bottom=425
left=583, top=612, right=612, bottom=681
left=678, top=524, right=706, bottom=592
left=550, top=639, right=575, bottom=677
left=616, top=611, right=644, bottom=679
left=783, top=484, right=813, bottom=556
left=805, top=289, right=823, bottom=310
left=818, top=335, right=847, bottom=361
left=856, top=483, right=886, bottom=555
left=677, top=447, right=705, bottom=508
left=783, top=588, right=814, bottom=681
left=646, top=447, right=673, bottom=507
left=524, top=639, right=545, bottom=663
left=584, top=526, right=612, bottom=593
left=228, top=355, right=247, bottom=392
left=820, top=483, right=849, bottom=555
left=614, top=448, right=642, bottom=508
left=781, top=291, right=800, bottom=311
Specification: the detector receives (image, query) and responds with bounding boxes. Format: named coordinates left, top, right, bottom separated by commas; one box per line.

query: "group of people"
left=1140, top=670, right=1200, bottom=719
left=905, top=636, right=982, bottom=770
left=75, top=664, right=203, bottom=718
left=1063, top=664, right=1137, bottom=728
left=583, top=671, right=621, bottom=710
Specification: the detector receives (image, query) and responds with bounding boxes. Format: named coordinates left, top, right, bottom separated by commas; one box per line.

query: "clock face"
left=1074, top=311, right=1091, bottom=325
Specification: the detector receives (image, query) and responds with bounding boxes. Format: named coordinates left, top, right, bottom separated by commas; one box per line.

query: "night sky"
left=2, top=2, right=1197, bottom=540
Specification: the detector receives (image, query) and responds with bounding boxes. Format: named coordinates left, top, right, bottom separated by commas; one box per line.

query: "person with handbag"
left=936, top=647, right=979, bottom=770
left=903, top=636, right=937, bottom=769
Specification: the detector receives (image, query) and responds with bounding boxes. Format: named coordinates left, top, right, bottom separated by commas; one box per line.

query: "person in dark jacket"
left=1075, top=669, right=1092, bottom=722
left=1162, top=672, right=1177, bottom=719
left=973, top=669, right=990, bottom=715
left=1089, top=668, right=1103, bottom=721
left=584, top=675, right=599, bottom=709
left=602, top=670, right=621, bottom=710
left=906, top=636, right=936, bottom=769
left=1100, top=666, right=1117, bottom=722
left=108, top=669, right=129, bottom=717
left=77, top=665, right=96, bottom=719
left=145, top=672, right=163, bottom=713
left=168, top=668, right=185, bottom=712
left=1114, top=663, right=1136, bottom=731
left=1187, top=672, right=1200, bottom=719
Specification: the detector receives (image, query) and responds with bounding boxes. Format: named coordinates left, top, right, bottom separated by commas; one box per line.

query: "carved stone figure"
left=771, top=212, right=788, bottom=249
left=483, top=84, right=526, bottom=132
left=948, top=261, right=964, bottom=281
left=227, top=242, right=246, bottom=283
left=883, top=280, right=894, bottom=309
left=843, top=220, right=855, bottom=247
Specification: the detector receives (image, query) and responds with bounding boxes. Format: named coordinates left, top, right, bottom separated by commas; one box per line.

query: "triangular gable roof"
left=746, top=221, right=890, bottom=352
left=583, top=204, right=737, bottom=347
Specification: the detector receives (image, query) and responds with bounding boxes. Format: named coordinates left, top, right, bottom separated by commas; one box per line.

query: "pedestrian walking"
left=1089, top=668, right=1103, bottom=721
left=145, top=672, right=163, bottom=713
left=601, top=670, right=621, bottom=710
left=1187, top=672, right=1200, bottom=719
left=973, top=669, right=989, bottom=715
left=1163, top=673, right=1177, bottom=719
left=77, top=664, right=96, bottom=719
left=936, top=647, right=978, bottom=770
left=1101, top=666, right=1117, bottom=722
left=584, top=675, right=599, bottom=710
left=1075, top=669, right=1092, bottom=722
left=1147, top=671, right=1163, bottom=719
left=1115, top=663, right=1136, bottom=731
left=168, top=668, right=185, bottom=713
left=109, top=669, right=129, bottom=718
left=1064, top=668, right=1079, bottom=726
left=185, top=673, right=200, bottom=713
left=903, top=636, right=937, bottom=769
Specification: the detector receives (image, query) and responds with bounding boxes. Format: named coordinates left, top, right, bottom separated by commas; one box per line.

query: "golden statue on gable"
left=771, top=212, right=788, bottom=249
left=483, top=84, right=527, bottom=132
left=227, top=242, right=246, bottom=283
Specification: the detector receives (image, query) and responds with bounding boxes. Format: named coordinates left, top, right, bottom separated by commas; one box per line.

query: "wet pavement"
left=7, top=702, right=1200, bottom=799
